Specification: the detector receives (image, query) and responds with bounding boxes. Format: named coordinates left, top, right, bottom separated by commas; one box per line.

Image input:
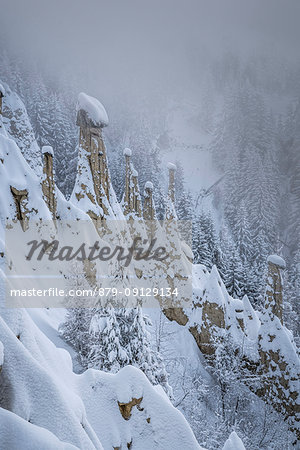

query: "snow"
left=0, top=79, right=298, bottom=449
left=89, top=314, right=107, bottom=335
left=79, top=365, right=203, bottom=449
left=181, top=241, right=194, bottom=261
left=1, top=81, right=42, bottom=176
left=55, top=188, right=92, bottom=221
left=77, top=92, right=108, bottom=128
left=0, top=132, right=52, bottom=223
left=0, top=305, right=103, bottom=449
left=42, top=145, right=54, bottom=156
left=267, top=254, right=286, bottom=269
left=0, top=407, right=78, bottom=450
left=132, top=168, right=138, bottom=177
left=222, top=431, right=246, bottom=450
left=0, top=300, right=202, bottom=450
left=145, top=181, right=153, bottom=190
left=70, top=145, right=111, bottom=218
left=0, top=82, right=5, bottom=95
left=259, top=313, right=299, bottom=375
left=202, top=265, right=228, bottom=307
left=123, top=147, right=132, bottom=157
left=167, top=162, right=176, bottom=171
left=242, top=295, right=260, bottom=341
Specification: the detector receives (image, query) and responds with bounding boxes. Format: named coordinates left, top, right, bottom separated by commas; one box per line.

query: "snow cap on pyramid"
left=123, top=148, right=132, bottom=157
left=42, top=145, right=54, bottom=156
left=145, top=181, right=153, bottom=190
left=267, top=254, right=286, bottom=269
left=167, top=162, right=176, bottom=171
left=76, top=92, right=108, bottom=128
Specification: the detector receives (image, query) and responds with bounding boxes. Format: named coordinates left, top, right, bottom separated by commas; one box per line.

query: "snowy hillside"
left=0, top=81, right=250, bottom=449
left=0, top=302, right=202, bottom=450
left=0, top=80, right=298, bottom=450
left=1, top=81, right=42, bottom=176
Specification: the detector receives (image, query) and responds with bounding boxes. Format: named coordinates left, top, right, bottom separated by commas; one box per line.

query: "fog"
left=1, top=0, right=300, bottom=106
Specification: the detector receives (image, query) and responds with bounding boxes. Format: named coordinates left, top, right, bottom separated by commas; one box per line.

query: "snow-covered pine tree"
left=193, top=210, right=219, bottom=269
left=209, top=332, right=255, bottom=429
left=233, top=200, right=252, bottom=265
left=175, top=160, right=193, bottom=221
left=29, top=72, right=52, bottom=147
left=49, top=93, right=76, bottom=197
left=127, top=307, right=172, bottom=396
left=58, top=263, right=93, bottom=366
left=219, top=225, right=246, bottom=298
left=210, top=83, right=281, bottom=303
left=88, top=308, right=128, bottom=373
left=110, top=147, right=126, bottom=202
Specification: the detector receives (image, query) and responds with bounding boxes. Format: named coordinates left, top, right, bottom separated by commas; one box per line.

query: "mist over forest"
left=0, top=1, right=299, bottom=448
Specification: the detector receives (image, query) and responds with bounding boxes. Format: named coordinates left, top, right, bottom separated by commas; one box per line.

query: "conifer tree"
left=49, top=93, right=76, bottom=197
left=30, top=72, right=52, bottom=147
left=88, top=308, right=128, bottom=373
left=233, top=200, right=252, bottom=265
left=59, top=271, right=93, bottom=365
left=219, top=224, right=246, bottom=298
left=127, top=307, right=172, bottom=396
left=175, top=161, right=193, bottom=221
left=193, top=210, right=219, bottom=269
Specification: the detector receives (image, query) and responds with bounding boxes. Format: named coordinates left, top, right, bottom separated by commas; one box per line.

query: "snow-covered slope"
left=1, top=81, right=42, bottom=176
left=0, top=81, right=206, bottom=450
left=0, top=407, right=78, bottom=450
left=222, top=431, right=246, bottom=450
left=0, top=81, right=285, bottom=449
left=0, top=300, right=202, bottom=449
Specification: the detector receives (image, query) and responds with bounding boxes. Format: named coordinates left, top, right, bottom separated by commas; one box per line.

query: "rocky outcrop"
left=256, top=255, right=299, bottom=438
left=10, top=186, right=29, bottom=231
left=123, top=148, right=133, bottom=216
left=0, top=83, right=298, bottom=442
left=122, top=148, right=142, bottom=219
left=131, top=170, right=142, bottom=218
left=41, top=146, right=57, bottom=220
left=71, top=92, right=115, bottom=227
left=265, top=255, right=285, bottom=324
left=143, top=182, right=155, bottom=221
left=76, top=93, right=110, bottom=207
left=1, top=81, right=42, bottom=175
left=118, top=397, right=143, bottom=420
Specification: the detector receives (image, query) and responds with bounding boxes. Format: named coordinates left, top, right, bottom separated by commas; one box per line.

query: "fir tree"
left=219, top=224, right=247, bottom=298
left=127, top=307, right=172, bottom=396
left=58, top=263, right=93, bottom=366
left=175, top=161, right=193, bottom=221
left=193, top=210, right=219, bottom=269
left=88, top=308, right=128, bottom=373
left=49, top=93, right=76, bottom=197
